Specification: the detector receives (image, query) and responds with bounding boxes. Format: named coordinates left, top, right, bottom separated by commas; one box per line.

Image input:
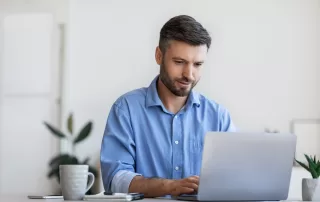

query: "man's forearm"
left=128, top=176, right=173, bottom=197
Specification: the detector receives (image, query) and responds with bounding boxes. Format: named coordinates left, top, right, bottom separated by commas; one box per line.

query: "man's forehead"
left=166, top=41, right=207, bottom=61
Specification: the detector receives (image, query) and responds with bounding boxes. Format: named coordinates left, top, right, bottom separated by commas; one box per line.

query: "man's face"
left=156, top=40, right=208, bottom=97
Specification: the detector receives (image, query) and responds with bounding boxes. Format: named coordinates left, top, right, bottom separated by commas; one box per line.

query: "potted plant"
left=295, top=154, right=320, bottom=201
left=43, top=113, right=98, bottom=194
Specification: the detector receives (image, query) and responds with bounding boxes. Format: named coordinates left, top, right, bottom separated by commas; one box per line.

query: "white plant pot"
left=302, top=178, right=320, bottom=201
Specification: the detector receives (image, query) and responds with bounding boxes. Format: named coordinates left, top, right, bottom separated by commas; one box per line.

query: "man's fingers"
left=188, top=176, right=199, bottom=180
left=179, top=187, right=195, bottom=194
left=170, top=177, right=200, bottom=196
left=181, top=182, right=198, bottom=190
left=171, top=186, right=194, bottom=196
left=185, top=176, right=199, bottom=184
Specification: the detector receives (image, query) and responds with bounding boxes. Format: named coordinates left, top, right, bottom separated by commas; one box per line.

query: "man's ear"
left=155, top=46, right=163, bottom=65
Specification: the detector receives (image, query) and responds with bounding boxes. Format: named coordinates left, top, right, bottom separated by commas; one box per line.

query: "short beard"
left=159, top=61, right=197, bottom=97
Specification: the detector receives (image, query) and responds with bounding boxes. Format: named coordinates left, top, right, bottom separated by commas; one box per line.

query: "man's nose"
left=183, top=65, right=193, bottom=80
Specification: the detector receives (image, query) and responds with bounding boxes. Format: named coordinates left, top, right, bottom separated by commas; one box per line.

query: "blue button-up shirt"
left=100, top=75, right=236, bottom=193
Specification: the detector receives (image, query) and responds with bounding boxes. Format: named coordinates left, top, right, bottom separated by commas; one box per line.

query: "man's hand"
left=129, top=175, right=199, bottom=198
left=168, top=176, right=199, bottom=196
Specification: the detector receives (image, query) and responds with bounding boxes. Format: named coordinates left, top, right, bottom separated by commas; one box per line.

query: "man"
left=100, top=15, right=235, bottom=198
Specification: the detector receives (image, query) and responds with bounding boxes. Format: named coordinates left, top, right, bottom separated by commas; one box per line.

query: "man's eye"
left=174, top=61, right=184, bottom=65
left=195, top=63, right=203, bottom=67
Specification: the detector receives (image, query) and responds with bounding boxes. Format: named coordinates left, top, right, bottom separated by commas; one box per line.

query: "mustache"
left=176, top=77, right=194, bottom=84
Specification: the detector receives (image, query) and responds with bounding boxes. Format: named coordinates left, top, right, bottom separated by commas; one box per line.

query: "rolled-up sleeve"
left=100, top=101, right=140, bottom=193
left=111, top=170, right=141, bottom=193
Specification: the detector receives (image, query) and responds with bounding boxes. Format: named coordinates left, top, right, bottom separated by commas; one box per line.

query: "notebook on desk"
left=176, top=132, right=296, bottom=201
left=83, top=192, right=144, bottom=201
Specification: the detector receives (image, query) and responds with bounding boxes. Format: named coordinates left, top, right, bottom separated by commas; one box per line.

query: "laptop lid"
left=196, top=132, right=296, bottom=201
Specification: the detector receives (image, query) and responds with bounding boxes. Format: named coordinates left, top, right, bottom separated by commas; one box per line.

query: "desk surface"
left=0, top=196, right=168, bottom=202
left=0, top=195, right=166, bottom=202
left=0, top=195, right=304, bottom=202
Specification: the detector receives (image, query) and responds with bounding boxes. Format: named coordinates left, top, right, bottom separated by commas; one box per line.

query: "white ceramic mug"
left=59, top=165, right=95, bottom=200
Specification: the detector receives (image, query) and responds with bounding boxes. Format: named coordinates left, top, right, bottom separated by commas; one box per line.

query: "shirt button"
left=174, top=115, right=178, bottom=119
left=175, top=166, right=179, bottom=171
left=175, top=141, right=179, bottom=144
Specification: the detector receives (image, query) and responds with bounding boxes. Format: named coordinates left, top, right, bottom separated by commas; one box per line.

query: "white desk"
left=0, top=195, right=304, bottom=202
left=0, top=196, right=166, bottom=202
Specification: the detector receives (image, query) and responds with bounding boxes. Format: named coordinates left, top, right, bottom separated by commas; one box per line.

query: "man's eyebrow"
left=194, top=61, right=204, bottom=64
left=172, top=57, right=204, bottom=64
left=172, top=57, right=188, bottom=61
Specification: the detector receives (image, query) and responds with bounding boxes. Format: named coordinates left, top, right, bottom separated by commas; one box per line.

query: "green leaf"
left=67, top=113, right=73, bottom=135
left=49, top=154, right=79, bottom=169
left=316, top=164, right=320, bottom=175
left=47, top=154, right=80, bottom=183
left=305, top=155, right=319, bottom=178
left=310, top=166, right=318, bottom=178
left=305, top=155, right=317, bottom=168
left=315, top=160, right=320, bottom=176
left=49, top=154, right=65, bottom=167
left=82, top=157, right=90, bottom=165
left=43, top=122, right=66, bottom=138
left=47, top=167, right=59, bottom=179
left=295, top=159, right=310, bottom=171
left=49, top=154, right=73, bottom=167
left=73, top=122, right=92, bottom=144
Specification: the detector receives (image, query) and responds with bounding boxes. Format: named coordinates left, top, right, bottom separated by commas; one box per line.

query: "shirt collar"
left=145, top=75, right=201, bottom=108
left=187, top=88, right=201, bottom=108
left=145, top=76, right=163, bottom=107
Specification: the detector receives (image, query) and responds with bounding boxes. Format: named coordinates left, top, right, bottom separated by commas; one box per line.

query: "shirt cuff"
left=111, top=170, right=142, bottom=193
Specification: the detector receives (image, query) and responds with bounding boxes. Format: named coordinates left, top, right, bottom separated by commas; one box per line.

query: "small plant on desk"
left=295, top=154, right=320, bottom=178
left=295, top=154, right=320, bottom=201
left=43, top=113, right=98, bottom=194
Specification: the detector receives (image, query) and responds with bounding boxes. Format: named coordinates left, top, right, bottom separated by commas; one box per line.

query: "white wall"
left=65, top=0, right=320, bottom=199
left=0, top=0, right=68, bottom=195
left=66, top=0, right=320, bottom=159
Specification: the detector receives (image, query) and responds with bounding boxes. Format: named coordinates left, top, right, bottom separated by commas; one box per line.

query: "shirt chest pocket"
left=189, top=134, right=204, bottom=154
left=188, top=123, right=205, bottom=153
left=188, top=133, right=204, bottom=175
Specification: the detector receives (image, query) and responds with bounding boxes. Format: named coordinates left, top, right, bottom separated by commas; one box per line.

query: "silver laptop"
left=177, top=132, right=296, bottom=201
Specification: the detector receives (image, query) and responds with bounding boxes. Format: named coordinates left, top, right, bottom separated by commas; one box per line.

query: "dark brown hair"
left=159, top=15, right=211, bottom=53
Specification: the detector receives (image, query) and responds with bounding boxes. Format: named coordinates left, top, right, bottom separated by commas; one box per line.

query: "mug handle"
left=86, top=172, right=95, bottom=192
